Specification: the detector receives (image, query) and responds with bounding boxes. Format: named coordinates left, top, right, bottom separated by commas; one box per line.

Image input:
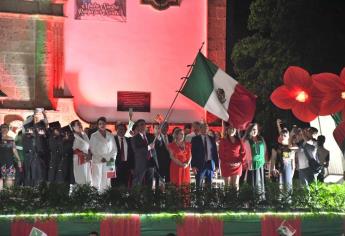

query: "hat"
left=61, top=125, right=73, bottom=134
left=49, top=121, right=61, bottom=130
left=23, top=120, right=34, bottom=130
left=35, top=120, right=46, bottom=129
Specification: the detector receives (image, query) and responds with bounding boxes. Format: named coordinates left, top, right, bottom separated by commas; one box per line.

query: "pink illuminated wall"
left=63, top=1, right=207, bottom=123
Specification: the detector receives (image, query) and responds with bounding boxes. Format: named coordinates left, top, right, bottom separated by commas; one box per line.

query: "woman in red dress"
left=167, top=128, right=191, bottom=186
left=219, top=123, right=246, bottom=190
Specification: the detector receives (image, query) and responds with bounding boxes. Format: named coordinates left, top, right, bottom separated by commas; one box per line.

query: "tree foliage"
left=231, top=0, right=345, bottom=138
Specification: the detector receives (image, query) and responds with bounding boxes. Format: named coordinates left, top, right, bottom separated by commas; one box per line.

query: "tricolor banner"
left=2, top=214, right=345, bottom=236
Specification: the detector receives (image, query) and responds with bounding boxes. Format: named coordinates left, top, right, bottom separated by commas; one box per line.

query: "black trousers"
left=112, top=161, right=132, bottom=188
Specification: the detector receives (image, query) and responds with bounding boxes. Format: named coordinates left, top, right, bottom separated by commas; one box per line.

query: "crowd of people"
left=0, top=109, right=330, bottom=198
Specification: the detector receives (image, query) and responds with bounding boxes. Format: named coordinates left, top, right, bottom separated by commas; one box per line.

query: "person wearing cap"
left=22, top=120, right=46, bottom=186
left=71, top=120, right=92, bottom=185
left=90, top=117, right=117, bottom=192
left=61, top=125, right=76, bottom=185
left=0, top=124, right=22, bottom=190
left=47, top=121, right=64, bottom=183
left=35, top=120, right=49, bottom=181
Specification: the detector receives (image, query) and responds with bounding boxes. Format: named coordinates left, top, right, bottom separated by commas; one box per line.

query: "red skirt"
left=220, top=162, right=242, bottom=177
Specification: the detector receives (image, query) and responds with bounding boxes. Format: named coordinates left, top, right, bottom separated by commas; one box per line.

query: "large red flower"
left=333, top=120, right=345, bottom=153
left=270, top=66, right=322, bottom=122
left=313, top=68, right=345, bottom=116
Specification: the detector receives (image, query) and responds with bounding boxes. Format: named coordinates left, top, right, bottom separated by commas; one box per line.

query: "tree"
left=231, top=0, right=345, bottom=141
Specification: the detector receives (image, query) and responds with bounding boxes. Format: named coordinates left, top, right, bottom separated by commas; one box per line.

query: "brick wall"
left=207, top=0, right=227, bottom=123
left=208, top=0, right=227, bottom=70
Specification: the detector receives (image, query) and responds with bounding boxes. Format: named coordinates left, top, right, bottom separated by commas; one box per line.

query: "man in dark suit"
left=191, top=123, right=219, bottom=188
left=112, top=123, right=134, bottom=188
left=131, top=119, right=156, bottom=187
left=154, top=122, right=173, bottom=187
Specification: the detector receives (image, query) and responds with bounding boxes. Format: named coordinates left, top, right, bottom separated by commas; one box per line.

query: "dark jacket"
left=155, top=134, right=172, bottom=177
left=114, top=135, right=135, bottom=170
left=191, top=134, right=219, bottom=171
left=131, top=132, right=157, bottom=170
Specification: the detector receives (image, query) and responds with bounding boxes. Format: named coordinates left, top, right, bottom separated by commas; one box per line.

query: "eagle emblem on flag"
left=216, top=88, right=226, bottom=104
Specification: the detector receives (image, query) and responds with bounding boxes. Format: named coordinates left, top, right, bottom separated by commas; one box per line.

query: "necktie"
left=143, top=134, right=151, bottom=160
left=120, top=137, right=125, bottom=161
left=204, top=136, right=208, bottom=161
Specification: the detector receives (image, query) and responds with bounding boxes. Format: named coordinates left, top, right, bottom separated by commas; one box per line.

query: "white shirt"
left=116, top=135, right=128, bottom=161
left=73, top=132, right=90, bottom=154
left=296, top=141, right=312, bottom=170
left=185, top=132, right=196, bottom=143
left=201, top=135, right=212, bottom=161
left=90, top=130, right=117, bottom=163
left=125, top=120, right=135, bottom=138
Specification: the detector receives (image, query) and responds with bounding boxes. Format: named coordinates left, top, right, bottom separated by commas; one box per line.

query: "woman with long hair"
left=0, top=124, right=22, bottom=189
left=71, top=120, right=92, bottom=185
left=245, top=123, right=267, bottom=200
left=167, top=128, right=191, bottom=186
left=218, top=123, right=245, bottom=190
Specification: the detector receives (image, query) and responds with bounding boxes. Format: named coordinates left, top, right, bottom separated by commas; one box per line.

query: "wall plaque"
left=117, top=91, right=151, bottom=112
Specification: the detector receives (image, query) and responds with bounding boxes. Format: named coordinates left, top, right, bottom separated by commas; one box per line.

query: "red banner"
left=11, top=219, right=57, bottom=236
left=100, top=216, right=140, bottom=236
left=177, top=216, right=223, bottom=236
left=261, top=216, right=301, bottom=236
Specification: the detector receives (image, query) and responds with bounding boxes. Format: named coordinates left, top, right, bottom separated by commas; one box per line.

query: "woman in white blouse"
left=90, top=117, right=117, bottom=192
left=71, top=120, right=92, bottom=185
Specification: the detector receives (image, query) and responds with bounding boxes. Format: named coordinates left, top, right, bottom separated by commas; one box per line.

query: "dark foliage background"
left=229, top=0, right=345, bottom=145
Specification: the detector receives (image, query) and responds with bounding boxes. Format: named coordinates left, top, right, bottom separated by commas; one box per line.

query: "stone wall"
left=0, top=16, right=35, bottom=104
left=0, top=13, right=64, bottom=109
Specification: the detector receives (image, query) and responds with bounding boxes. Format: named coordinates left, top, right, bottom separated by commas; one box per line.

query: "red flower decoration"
left=313, top=68, right=345, bottom=116
left=333, top=120, right=345, bottom=153
left=270, top=66, right=322, bottom=122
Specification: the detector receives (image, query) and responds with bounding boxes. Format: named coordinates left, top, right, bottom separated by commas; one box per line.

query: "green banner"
left=141, top=216, right=177, bottom=236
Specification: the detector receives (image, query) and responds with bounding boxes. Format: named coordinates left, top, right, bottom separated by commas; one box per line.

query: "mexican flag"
left=181, top=52, right=256, bottom=129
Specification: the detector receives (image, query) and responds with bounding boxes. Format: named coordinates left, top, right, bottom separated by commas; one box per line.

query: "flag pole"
left=150, top=42, right=205, bottom=180
left=162, top=41, right=205, bottom=124
left=151, top=42, right=205, bottom=143
left=317, top=116, right=323, bottom=135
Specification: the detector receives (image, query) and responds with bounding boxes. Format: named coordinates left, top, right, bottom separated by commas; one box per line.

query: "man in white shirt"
left=90, top=117, right=117, bottom=192
left=191, top=123, right=219, bottom=188
left=296, top=127, right=319, bottom=187
left=185, top=121, right=201, bottom=143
